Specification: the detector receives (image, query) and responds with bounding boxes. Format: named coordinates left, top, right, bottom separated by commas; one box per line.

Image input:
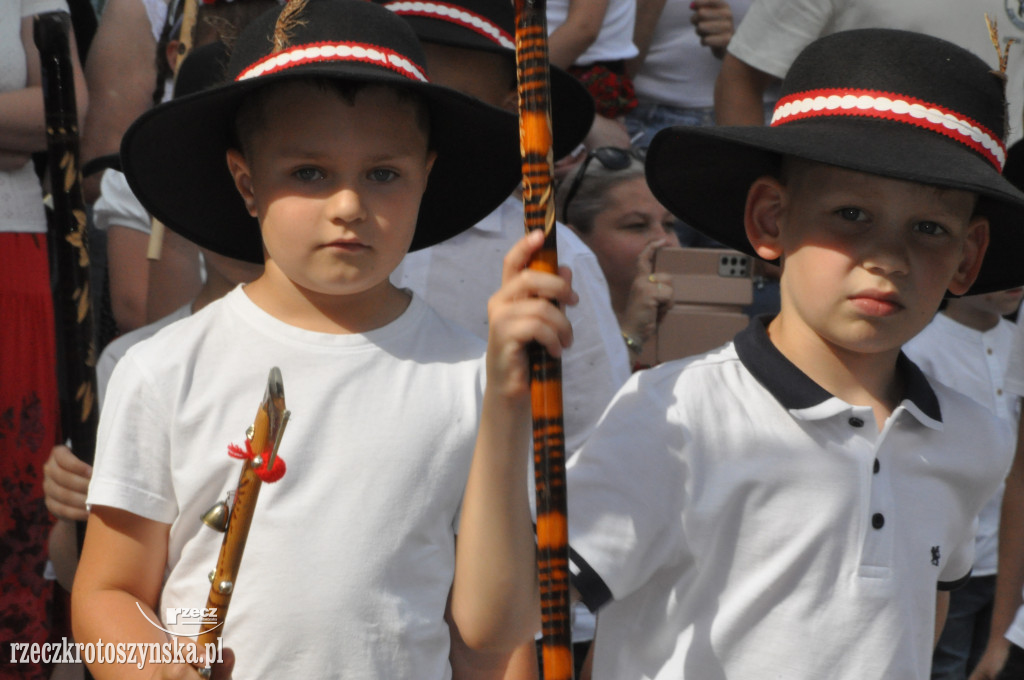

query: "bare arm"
left=936, top=590, right=950, bottom=648
left=970, top=415, right=1024, bottom=680
left=713, top=52, right=778, bottom=125
left=144, top=226, right=203, bottom=324
left=0, top=17, right=87, bottom=155
left=80, top=0, right=159, bottom=203
left=625, top=0, right=667, bottom=78
left=106, top=226, right=151, bottom=333
left=547, top=0, right=609, bottom=70
left=448, top=599, right=540, bottom=680
left=451, top=231, right=577, bottom=651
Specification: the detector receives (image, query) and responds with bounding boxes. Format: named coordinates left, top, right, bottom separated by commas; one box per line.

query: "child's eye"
left=836, top=207, right=867, bottom=221
left=293, top=167, right=324, bottom=182
left=914, top=221, right=948, bottom=236
left=368, top=168, right=398, bottom=182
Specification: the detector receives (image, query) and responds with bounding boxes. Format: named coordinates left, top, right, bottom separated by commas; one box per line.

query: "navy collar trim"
left=734, top=316, right=942, bottom=421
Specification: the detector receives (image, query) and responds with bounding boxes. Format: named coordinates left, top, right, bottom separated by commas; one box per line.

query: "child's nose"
left=330, top=187, right=366, bottom=223
left=862, top=229, right=910, bottom=277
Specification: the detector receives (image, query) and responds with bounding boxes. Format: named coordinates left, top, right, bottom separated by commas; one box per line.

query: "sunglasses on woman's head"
left=561, top=146, right=647, bottom=224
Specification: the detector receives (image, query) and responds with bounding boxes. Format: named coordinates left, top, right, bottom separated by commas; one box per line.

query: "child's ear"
left=744, top=175, right=787, bottom=261
left=226, top=149, right=257, bottom=217
left=947, top=215, right=990, bottom=296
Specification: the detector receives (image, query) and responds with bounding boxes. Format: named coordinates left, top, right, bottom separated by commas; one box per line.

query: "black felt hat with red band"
left=375, top=0, right=595, bottom=160
left=120, top=0, right=523, bottom=264
left=646, top=28, right=1024, bottom=294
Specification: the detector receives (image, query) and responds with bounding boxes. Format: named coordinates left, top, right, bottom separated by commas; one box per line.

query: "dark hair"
left=231, top=78, right=432, bottom=157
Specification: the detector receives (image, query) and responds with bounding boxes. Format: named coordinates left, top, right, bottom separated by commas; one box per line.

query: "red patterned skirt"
left=0, top=232, right=59, bottom=680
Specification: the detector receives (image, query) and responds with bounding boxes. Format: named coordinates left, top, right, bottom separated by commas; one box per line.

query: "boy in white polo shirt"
left=506, top=29, right=1024, bottom=679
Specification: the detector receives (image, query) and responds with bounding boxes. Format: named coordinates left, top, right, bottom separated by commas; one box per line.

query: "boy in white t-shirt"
left=70, top=2, right=569, bottom=678
left=904, top=288, right=1023, bottom=679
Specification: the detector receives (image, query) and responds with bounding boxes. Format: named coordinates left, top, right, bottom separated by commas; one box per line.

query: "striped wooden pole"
left=512, top=1, right=573, bottom=678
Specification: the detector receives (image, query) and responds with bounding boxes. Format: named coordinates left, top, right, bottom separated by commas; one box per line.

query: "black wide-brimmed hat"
left=375, top=0, right=595, bottom=159
left=121, top=0, right=523, bottom=263
left=646, top=28, right=1024, bottom=294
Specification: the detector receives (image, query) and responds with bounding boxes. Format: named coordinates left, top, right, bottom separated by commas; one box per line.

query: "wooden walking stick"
left=196, top=368, right=289, bottom=678
left=35, top=9, right=98, bottom=520
left=512, top=2, right=574, bottom=678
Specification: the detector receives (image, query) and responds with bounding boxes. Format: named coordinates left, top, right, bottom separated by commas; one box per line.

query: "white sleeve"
left=567, top=368, right=688, bottom=610
left=20, top=0, right=69, bottom=16
left=93, top=170, right=152, bottom=234
left=87, top=352, right=177, bottom=523
left=727, top=0, right=835, bottom=79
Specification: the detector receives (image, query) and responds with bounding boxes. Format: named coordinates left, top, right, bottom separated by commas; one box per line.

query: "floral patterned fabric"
left=1, top=233, right=59, bottom=680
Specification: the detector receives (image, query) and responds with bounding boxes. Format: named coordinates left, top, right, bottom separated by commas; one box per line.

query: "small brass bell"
left=201, top=500, right=230, bottom=532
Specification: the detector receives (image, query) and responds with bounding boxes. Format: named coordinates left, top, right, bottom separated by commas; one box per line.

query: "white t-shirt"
left=568, top=318, right=1011, bottom=680
left=728, top=0, right=1024, bottom=143
left=0, top=0, right=69, bottom=234
left=88, top=286, right=486, bottom=679
left=392, top=194, right=631, bottom=459
left=545, top=0, right=637, bottom=65
left=903, top=313, right=1019, bottom=576
left=633, top=0, right=761, bottom=109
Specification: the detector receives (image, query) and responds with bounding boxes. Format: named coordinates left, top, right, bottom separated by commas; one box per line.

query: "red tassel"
left=226, top=439, right=287, bottom=483
left=255, top=455, right=286, bottom=483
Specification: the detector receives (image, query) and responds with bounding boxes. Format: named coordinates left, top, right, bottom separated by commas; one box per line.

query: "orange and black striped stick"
left=512, top=1, right=573, bottom=678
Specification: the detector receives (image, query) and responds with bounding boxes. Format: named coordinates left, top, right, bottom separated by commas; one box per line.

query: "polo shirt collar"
left=734, top=316, right=942, bottom=425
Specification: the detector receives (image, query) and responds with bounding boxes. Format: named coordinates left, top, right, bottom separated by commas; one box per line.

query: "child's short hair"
left=645, top=28, right=1024, bottom=294
left=121, top=0, right=523, bottom=264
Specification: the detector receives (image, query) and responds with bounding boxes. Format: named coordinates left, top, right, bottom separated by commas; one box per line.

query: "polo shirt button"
left=873, top=459, right=880, bottom=474
left=849, top=416, right=865, bottom=428
left=872, top=513, right=885, bottom=529
left=987, top=348, right=994, bottom=355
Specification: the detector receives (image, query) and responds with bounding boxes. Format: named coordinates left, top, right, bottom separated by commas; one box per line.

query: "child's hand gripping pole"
left=196, top=367, right=290, bottom=678
left=513, top=2, right=574, bottom=678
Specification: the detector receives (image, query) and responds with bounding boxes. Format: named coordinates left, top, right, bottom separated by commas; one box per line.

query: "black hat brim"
left=646, top=118, right=1024, bottom=294
left=121, top=62, right=522, bottom=263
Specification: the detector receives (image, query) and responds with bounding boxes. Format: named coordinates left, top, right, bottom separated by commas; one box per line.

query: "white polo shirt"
left=568, top=318, right=1011, bottom=680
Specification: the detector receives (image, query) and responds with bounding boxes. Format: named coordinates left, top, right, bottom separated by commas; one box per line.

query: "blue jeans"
left=932, top=575, right=997, bottom=680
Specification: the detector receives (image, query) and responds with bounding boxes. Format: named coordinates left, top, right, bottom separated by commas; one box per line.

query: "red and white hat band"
left=384, top=1, right=515, bottom=50
left=236, top=41, right=429, bottom=83
left=771, top=88, right=1006, bottom=170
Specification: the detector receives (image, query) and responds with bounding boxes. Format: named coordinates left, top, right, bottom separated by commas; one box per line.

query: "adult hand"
left=620, top=239, right=674, bottom=354
left=690, top=0, right=734, bottom=58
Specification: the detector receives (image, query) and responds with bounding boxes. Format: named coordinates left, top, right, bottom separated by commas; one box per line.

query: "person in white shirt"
left=904, top=288, right=1024, bottom=679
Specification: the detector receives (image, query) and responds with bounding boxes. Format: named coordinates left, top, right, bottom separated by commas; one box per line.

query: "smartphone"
left=637, top=247, right=753, bottom=365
